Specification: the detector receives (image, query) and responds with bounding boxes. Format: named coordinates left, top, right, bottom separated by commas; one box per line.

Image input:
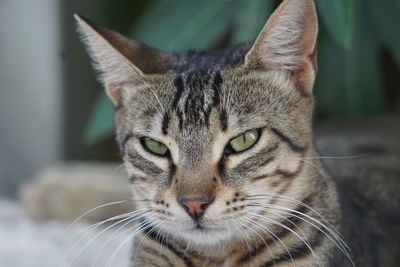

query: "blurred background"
left=0, top=0, right=399, bottom=266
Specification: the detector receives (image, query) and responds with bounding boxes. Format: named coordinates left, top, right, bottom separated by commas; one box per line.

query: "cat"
left=75, top=0, right=399, bottom=266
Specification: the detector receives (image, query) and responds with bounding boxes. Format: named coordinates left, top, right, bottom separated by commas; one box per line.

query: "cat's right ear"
left=74, top=15, right=172, bottom=106
left=244, top=0, right=318, bottom=94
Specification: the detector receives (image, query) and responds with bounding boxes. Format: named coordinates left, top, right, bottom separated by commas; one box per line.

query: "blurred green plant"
left=84, top=0, right=398, bottom=144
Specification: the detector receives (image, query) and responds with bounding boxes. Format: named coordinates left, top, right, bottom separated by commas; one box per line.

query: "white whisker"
left=110, top=163, right=126, bottom=177
left=67, top=211, right=152, bottom=265
left=293, top=153, right=372, bottom=160
left=239, top=216, right=295, bottom=267
left=246, top=193, right=339, bottom=233
left=128, top=219, right=165, bottom=267
left=300, top=159, right=330, bottom=186
left=236, top=217, right=277, bottom=267
left=91, top=212, right=142, bottom=267
left=249, top=203, right=353, bottom=264
left=249, top=212, right=322, bottom=267
left=107, top=216, right=159, bottom=267
left=65, top=200, right=130, bottom=231
left=246, top=196, right=348, bottom=250
left=231, top=218, right=253, bottom=259
left=67, top=208, right=147, bottom=245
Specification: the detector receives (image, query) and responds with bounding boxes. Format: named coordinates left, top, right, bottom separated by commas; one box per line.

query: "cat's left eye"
left=141, top=137, right=169, bottom=156
left=227, top=129, right=260, bottom=153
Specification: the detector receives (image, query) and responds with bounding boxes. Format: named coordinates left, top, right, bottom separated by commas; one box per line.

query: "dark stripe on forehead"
left=203, top=70, right=223, bottom=128
left=271, top=128, right=306, bottom=153
left=173, top=70, right=226, bottom=130
left=173, top=75, right=185, bottom=130
left=211, top=71, right=222, bottom=107
left=211, top=71, right=229, bottom=131
left=162, top=113, right=170, bottom=135
left=220, top=108, right=228, bottom=131
left=173, top=75, right=185, bottom=108
left=186, top=69, right=208, bottom=89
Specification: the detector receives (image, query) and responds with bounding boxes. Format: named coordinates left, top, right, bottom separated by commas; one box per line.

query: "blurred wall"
left=0, top=0, right=62, bottom=197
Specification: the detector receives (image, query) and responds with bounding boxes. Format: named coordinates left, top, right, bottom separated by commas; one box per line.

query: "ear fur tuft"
left=245, top=0, right=318, bottom=92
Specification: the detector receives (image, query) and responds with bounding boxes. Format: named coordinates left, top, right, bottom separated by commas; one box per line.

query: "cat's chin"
left=180, top=230, right=234, bottom=245
left=171, top=223, right=235, bottom=245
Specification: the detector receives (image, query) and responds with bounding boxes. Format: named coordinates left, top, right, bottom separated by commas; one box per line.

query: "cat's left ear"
left=74, top=15, right=172, bottom=105
left=245, top=0, right=318, bottom=94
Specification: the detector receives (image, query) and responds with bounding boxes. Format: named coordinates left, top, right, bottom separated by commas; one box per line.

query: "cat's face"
left=76, top=0, right=318, bottom=245
left=117, top=67, right=314, bottom=244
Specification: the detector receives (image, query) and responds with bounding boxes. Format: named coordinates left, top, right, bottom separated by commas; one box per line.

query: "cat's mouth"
left=195, top=222, right=205, bottom=230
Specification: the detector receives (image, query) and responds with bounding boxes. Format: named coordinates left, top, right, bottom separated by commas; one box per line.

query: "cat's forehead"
left=143, top=68, right=227, bottom=139
left=120, top=45, right=304, bottom=140
left=172, top=69, right=222, bottom=127
left=125, top=66, right=299, bottom=138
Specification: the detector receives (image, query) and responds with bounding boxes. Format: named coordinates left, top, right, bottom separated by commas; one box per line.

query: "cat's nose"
left=179, top=197, right=213, bottom=221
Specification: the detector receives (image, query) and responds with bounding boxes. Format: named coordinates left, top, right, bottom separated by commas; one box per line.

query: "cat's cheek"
left=225, top=132, right=273, bottom=168
left=131, top=140, right=170, bottom=170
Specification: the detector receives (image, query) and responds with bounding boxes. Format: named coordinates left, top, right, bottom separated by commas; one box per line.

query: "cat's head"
left=76, top=0, right=318, bottom=245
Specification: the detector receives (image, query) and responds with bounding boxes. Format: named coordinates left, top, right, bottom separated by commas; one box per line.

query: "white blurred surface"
left=0, top=198, right=131, bottom=267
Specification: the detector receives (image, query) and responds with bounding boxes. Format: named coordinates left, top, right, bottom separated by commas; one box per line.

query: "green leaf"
left=131, top=0, right=234, bottom=51
left=366, top=0, right=400, bottom=69
left=164, top=0, right=233, bottom=50
left=231, top=0, right=272, bottom=44
left=315, top=3, right=385, bottom=119
left=83, top=93, right=115, bottom=145
left=316, top=0, right=356, bottom=50
left=395, top=0, right=400, bottom=13
left=315, top=32, right=348, bottom=119
left=129, top=0, right=183, bottom=47
left=99, top=0, right=150, bottom=34
left=344, top=5, right=385, bottom=116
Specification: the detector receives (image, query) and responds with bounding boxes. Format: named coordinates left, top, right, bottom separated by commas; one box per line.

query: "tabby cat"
left=75, top=0, right=394, bottom=266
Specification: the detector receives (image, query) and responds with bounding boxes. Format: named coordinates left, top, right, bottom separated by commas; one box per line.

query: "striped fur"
left=76, top=0, right=357, bottom=266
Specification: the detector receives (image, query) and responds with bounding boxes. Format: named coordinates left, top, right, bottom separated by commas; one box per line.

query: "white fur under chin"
left=167, top=224, right=238, bottom=246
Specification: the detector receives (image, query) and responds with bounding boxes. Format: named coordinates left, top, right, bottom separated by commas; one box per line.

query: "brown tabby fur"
left=75, top=0, right=399, bottom=266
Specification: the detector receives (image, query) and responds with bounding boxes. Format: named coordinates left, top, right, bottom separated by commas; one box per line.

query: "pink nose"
left=179, top=198, right=212, bottom=220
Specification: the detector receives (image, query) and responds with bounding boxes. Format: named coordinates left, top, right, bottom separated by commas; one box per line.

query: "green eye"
left=142, top=137, right=169, bottom=156
left=229, top=129, right=260, bottom=152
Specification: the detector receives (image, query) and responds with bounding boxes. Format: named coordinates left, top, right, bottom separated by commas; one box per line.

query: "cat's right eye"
left=226, top=129, right=260, bottom=153
left=141, top=137, right=169, bottom=156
